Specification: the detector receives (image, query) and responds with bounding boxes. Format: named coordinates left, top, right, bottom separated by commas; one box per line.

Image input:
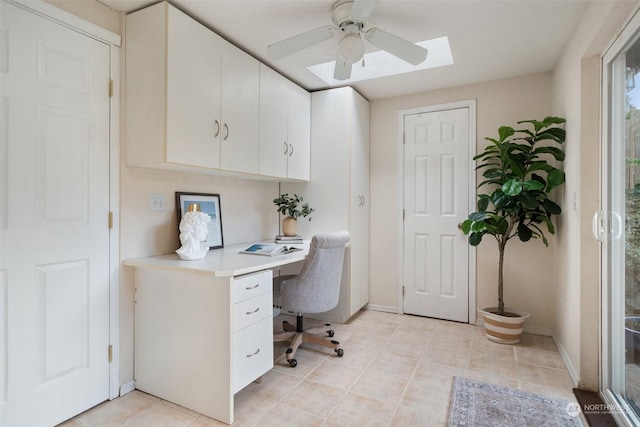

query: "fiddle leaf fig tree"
left=461, top=116, right=566, bottom=315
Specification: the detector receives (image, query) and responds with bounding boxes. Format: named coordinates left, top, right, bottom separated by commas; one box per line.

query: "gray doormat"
left=448, top=377, right=583, bottom=426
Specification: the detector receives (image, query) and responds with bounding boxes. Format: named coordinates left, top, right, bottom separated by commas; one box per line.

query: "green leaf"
left=518, top=191, right=539, bottom=209
left=547, top=169, right=566, bottom=191
left=535, top=128, right=566, bottom=144
left=522, top=180, right=545, bottom=191
left=461, top=220, right=472, bottom=234
left=528, top=162, right=553, bottom=173
left=469, top=211, right=491, bottom=221
left=532, top=146, right=565, bottom=161
left=542, top=199, right=562, bottom=215
left=482, top=169, right=503, bottom=179
left=517, top=223, right=533, bottom=241
left=517, top=119, right=546, bottom=132
left=469, top=233, right=483, bottom=246
left=477, top=195, right=489, bottom=211
left=498, top=126, right=515, bottom=142
left=492, top=190, right=512, bottom=208
left=471, top=221, right=486, bottom=233
left=502, top=179, right=523, bottom=196
left=541, top=116, right=566, bottom=125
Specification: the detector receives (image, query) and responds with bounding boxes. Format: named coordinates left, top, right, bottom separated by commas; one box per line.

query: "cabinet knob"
left=223, top=123, right=229, bottom=141
left=289, top=144, right=294, bottom=157
left=214, top=120, right=220, bottom=138
left=283, top=141, right=288, bottom=155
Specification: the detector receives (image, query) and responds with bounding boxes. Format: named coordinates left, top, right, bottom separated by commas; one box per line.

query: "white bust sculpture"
left=176, top=206, right=211, bottom=261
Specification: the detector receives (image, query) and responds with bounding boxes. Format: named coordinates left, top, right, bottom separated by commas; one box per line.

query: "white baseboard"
left=553, top=334, right=580, bottom=387
left=364, top=304, right=399, bottom=314
left=119, top=381, right=135, bottom=397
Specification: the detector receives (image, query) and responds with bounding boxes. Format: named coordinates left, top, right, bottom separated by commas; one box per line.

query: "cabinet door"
left=258, top=65, right=288, bottom=178
left=220, top=41, right=260, bottom=174
left=286, top=81, right=310, bottom=181
left=350, top=91, right=370, bottom=314
left=166, top=4, right=221, bottom=169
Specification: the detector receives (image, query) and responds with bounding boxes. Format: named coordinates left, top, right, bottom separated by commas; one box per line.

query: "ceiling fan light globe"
left=339, top=33, right=364, bottom=64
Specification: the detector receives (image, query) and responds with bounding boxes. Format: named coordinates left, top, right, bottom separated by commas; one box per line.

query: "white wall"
left=369, top=73, right=556, bottom=333
left=552, top=0, right=638, bottom=390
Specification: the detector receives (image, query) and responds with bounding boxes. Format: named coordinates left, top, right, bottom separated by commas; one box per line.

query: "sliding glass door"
left=602, top=9, right=640, bottom=425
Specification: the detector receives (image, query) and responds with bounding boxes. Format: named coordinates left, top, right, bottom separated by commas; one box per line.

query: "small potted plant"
left=273, top=193, right=314, bottom=236
left=461, top=116, right=566, bottom=344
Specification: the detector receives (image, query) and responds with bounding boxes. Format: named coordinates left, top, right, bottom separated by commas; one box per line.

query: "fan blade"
left=350, top=0, right=379, bottom=22
left=365, top=28, right=427, bottom=65
left=334, top=54, right=352, bottom=80
left=267, top=25, right=336, bottom=60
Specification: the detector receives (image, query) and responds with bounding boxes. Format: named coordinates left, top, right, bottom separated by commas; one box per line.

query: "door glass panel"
left=623, top=35, right=640, bottom=418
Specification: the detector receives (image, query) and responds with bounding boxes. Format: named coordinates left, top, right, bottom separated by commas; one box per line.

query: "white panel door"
left=0, top=2, right=111, bottom=426
left=403, top=108, right=470, bottom=322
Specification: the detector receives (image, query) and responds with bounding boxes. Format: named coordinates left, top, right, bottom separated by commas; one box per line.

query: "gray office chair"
left=273, top=231, right=350, bottom=367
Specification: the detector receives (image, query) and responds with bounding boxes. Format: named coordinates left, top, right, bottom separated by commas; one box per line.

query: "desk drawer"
left=233, top=291, right=272, bottom=332
left=232, top=270, right=272, bottom=303
left=233, top=316, right=273, bottom=393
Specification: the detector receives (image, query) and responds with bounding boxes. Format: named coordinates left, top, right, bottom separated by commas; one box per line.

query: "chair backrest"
left=279, top=231, right=350, bottom=314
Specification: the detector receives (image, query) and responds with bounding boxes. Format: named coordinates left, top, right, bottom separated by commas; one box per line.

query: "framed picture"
left=175, top=192, right=224, bottom=249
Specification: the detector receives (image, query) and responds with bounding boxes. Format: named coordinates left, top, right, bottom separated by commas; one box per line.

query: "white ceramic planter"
left=479, top=307, right=530, bottom=344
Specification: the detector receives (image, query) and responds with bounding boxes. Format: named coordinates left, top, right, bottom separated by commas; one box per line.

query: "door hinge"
left=109, top=79, right=114, bottom=97
left=109, top=212, right=113, bottom=229
left=402, top=286, right=405, bottom=296
left=403, top=133, right=406, bottom=144
left=402, top=209, right=405, bottom=220
left=108, top=345, right=113, bottom=363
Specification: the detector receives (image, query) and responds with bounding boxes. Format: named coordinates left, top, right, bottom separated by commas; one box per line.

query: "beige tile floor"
left=60, top=310, right=578, bottom=427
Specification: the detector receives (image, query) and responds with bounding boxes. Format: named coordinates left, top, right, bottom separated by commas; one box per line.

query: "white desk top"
left=123, top=240, right=309, bottom=277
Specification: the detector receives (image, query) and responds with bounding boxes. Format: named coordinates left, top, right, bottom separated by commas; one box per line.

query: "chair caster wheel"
left=327, top=330, right=334, bottom=337
left=288, top=359, right=297, bottom=367
left=335, top=348, right=344, bottom=357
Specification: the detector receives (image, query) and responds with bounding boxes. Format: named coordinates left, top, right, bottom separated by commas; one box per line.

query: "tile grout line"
left=388, top=324, right=437, bottom=426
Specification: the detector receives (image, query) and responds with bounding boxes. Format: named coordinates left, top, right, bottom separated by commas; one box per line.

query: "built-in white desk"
left=123, top=241, right=309, bottom=425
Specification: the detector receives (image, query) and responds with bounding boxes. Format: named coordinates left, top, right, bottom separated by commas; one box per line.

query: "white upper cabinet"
left=286, top=79, right=311, bottom=181
left=219, top=41, right=259, bottom=174
left=259, top=64, right=310, bottom=181
left=125, top=2, right=283, bottom=178
left=126, top=2, right=221, bottom=170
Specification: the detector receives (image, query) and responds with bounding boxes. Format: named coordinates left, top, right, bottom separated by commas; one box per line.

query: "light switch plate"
left=149, top=194, right=165, bottom=212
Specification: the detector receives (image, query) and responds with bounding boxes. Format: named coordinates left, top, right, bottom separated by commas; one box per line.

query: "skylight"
left=307, top=36, right=453, bottom=85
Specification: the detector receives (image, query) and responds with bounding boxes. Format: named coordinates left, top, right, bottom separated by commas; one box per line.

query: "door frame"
left=396, top=99, right=477, bottom=323
left=600, top=5, right=640, bottom=425
left=6, top=0, right=122, bottom=400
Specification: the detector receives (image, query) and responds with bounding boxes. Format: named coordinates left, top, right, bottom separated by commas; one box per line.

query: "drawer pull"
left=246, top=307, right=260, bottom=315
left=246, top=348, right=260, bottom=358
left=245, top=283, right=260, bottom=290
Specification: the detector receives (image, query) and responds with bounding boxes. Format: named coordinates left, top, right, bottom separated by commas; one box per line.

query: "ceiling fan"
left=267, top=0, right=428, bottom=80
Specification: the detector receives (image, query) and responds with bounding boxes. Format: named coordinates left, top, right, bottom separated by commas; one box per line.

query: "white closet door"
left=0, top=2, right=111, bottom=425
left=403, top=107, right=470, bottom=322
